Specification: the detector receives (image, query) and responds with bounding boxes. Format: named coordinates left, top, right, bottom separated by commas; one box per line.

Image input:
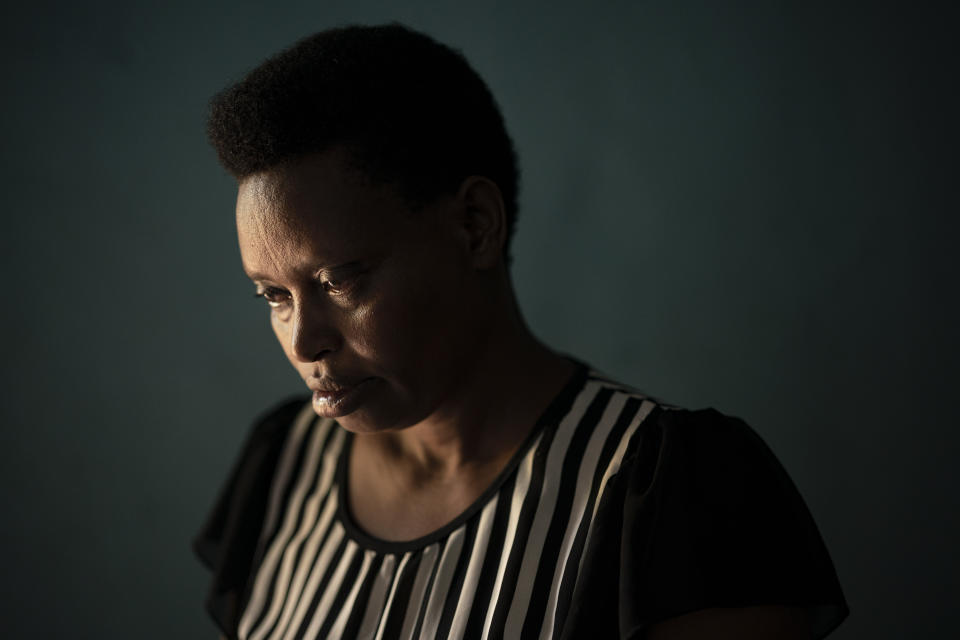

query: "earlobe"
left=458, top=176, right=507, bottom=269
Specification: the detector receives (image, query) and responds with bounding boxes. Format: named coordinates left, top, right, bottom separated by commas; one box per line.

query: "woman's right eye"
left=254, top=287, right=291, bottom=307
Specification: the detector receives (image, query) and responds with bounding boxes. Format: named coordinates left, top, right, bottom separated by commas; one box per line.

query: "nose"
left=289, top=296, right=342, bottom=363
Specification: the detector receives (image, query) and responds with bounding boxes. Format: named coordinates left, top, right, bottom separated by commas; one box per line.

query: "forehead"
left=235, top=151, right=414, bottom=278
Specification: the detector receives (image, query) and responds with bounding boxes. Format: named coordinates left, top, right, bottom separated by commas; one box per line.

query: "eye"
left=253, top=286, right=291, bottom=308
left=321, top=277, right=349, bottom=294
left=319, top=269, right=364, bottom=296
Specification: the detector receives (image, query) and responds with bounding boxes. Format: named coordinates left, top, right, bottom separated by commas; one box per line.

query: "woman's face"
left=235, top=150, right=488, bottom=434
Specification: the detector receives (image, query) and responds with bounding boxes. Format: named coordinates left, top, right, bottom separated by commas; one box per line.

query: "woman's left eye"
left=321, top=271, right=362, bottom=295
left=323, top=281, right=343, bottom=293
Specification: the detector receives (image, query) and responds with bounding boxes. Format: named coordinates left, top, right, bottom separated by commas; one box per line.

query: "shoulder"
left=228, top=394, right=319, bottom=481
left=580, top=366, right=749, bottom=442
left=246, top=394, right=315, bottom=448
left=565, top=367, right=849, bottom=639
left=575, top=367, right=819, bottom=557
left=579, top=368, right=767, bottom=485
left=194, top=394, right=313, bottom=566
left=606, top=395, right=804, bottom=529
left=193, top=394, right=315, bottom=635
left=641, top=405, right=777, bottom=480
left=214, top=394, right=318, bottom=499
left=583, top=364, right=780, bottom=496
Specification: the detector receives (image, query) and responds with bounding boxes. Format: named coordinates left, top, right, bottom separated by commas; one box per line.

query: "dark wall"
left=1, top=1, right=956, bottom=638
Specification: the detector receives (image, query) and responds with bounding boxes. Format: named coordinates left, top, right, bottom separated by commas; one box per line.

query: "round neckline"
left=334, top=356, right=590, bottom=554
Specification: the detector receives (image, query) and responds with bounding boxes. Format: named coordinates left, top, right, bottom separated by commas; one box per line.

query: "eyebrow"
left=243, top=268, right=274, bottom=283
left=243, top=259, right=364, bottom=284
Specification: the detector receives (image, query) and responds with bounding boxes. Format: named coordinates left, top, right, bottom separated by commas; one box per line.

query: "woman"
left=194, top=23, right=849, bottom=640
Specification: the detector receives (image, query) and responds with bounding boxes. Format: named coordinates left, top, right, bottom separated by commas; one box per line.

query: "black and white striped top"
left=196, top=361, right=849, bottom=639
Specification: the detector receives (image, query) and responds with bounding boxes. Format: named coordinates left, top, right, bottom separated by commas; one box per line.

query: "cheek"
left=350, top=276, right=469, bottom=368
left=343, top=303, right=377, bottom=354
left=270, top=312, right=294, bottom=358
left=342, top=299, right=408, bottom=365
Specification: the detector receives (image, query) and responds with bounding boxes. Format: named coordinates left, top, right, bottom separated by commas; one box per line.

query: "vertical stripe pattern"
left=236, top=365, right=663, bottom=639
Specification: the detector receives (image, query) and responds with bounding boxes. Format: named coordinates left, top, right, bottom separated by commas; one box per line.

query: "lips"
left=308, top=379, right=352, bottom=393
left=307, top=376, right=373, bottom=418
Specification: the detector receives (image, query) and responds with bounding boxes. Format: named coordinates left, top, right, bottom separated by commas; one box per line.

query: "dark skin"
left=236, top=148, right=575, bottom=541
left=234, top=148, right=812, bottom=639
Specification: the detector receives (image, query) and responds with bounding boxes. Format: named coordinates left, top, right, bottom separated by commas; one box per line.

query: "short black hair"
left=207, top=23, right=520, bottom=262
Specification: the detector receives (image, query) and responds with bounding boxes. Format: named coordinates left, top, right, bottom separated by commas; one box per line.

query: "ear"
left=456, top=175, right=507, bottom=269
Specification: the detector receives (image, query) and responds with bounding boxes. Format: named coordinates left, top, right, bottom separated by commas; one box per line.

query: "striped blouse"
left=195, top=361, right=849, bottom=639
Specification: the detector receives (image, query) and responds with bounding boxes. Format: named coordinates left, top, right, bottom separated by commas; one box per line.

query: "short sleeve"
left=563, top=406, right=849, bottom=639
left=192, top=395, right=310, bottom=639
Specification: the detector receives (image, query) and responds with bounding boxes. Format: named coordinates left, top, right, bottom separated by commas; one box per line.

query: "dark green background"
left=1, top=1, right=956, bottom=638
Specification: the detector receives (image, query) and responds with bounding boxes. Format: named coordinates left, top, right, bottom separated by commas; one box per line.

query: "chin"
left=328, top=409, right=395, bottom=435
left=332, top=402, right=429, bottom=436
